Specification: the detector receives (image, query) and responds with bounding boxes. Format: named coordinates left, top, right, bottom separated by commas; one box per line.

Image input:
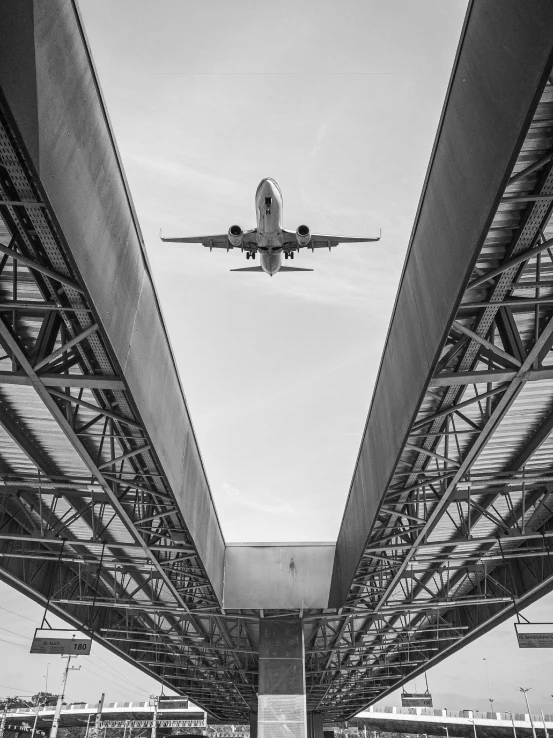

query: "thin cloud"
left=219, top=481, right=293, bottom=515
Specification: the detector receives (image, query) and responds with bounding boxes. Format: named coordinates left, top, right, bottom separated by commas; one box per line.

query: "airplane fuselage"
left=255, top=178, right=284, bottom=276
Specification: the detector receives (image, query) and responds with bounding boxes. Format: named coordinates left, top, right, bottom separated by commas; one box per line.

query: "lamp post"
left=442, top=727, right=449, bottom=738
left=520, top=688, right=538, bottom=738
left=45, top=664, right=51, bottom=695
left=540, top=710, right=549, bottom=738
left=506, top=711, right=517, bottom=738
left=483, top=659, right=494, bottom=714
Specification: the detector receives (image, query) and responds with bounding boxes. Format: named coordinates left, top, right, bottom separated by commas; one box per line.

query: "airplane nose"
left=263, top=179, right=276, bottom=195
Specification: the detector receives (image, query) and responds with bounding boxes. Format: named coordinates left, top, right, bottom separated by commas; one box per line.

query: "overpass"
left=347, top=707, right=552, bottom=738
left=5, top=702, right=206, bottom=733
left=1, top=0, right=553, bottom=732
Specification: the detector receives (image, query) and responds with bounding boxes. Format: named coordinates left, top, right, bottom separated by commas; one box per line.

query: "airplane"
left=160, top=178, right=380, bottom=277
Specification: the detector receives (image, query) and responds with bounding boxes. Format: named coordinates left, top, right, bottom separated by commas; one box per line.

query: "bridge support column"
left=307, top=713, right=324, bottom=738
left=258, top=619, right=306, bottom=738
left=250, top=712, right=258, bottom=738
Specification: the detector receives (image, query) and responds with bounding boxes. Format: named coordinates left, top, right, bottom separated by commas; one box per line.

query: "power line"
left=0, top=607, right=150, bottom=696
left=0, top=636, right=28, bottom=649
left=0, top=626, right=29, bottom=640
left=0, top=684, right=36, bottom=695
left=0, top=604, right=40, bottom=624
left=79, top=662, right=149, bottom=698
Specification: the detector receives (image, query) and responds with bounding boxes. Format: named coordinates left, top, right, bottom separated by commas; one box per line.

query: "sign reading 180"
left=30, top=629, right=92, bottom=655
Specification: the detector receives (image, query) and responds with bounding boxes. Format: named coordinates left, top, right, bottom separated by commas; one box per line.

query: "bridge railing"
left=363, top=706, right=553, bottom=723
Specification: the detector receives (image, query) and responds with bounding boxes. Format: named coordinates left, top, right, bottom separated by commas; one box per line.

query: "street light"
left=45, top=663, right=51, bottom=694
left=17, top=696, right=43, bottom=738
left=520, top=688, right=538, bottom=738
left=505, top=711, right=517, bottom=738
left=483, top=659, right=494, bottom=713
left=442, top=727, right=449, bottom=738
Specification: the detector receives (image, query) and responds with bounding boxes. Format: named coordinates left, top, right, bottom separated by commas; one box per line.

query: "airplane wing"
left=161, top=229, right=258, bottom=250
left=282, top=230, right=380, bottom=250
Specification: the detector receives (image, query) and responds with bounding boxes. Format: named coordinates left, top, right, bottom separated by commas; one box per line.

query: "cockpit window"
left=265, top=196, right=272, bottom=206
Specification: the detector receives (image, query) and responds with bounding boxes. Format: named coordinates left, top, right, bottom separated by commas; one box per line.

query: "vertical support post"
left=258, top=619, right=306, bottom=738
left=307, top=713, right=323, bottom=738
left=250, top=712, right=258, bottom=738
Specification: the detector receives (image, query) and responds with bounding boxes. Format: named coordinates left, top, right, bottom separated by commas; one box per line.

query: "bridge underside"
left=2, top=0, right=553, bottom=727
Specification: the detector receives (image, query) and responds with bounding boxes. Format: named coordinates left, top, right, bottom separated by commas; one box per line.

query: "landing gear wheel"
left=252, top=252, right=256, bottom=259
left=291, top=252, right=295, bottom=260
left=246, top=252, right=250, bottom=260
left=284, top=252, right=288, bottom=260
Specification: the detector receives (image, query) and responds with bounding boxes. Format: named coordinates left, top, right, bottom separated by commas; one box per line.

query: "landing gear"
left=246, top=252, right=251, bottom=259
left=290, top=251, right=295, bottom=260
left=285, top=252, right=289, bottom=260
left=252, top=252, right=256, bottom=259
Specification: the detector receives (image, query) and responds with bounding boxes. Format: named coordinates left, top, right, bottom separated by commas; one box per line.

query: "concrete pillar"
left=258, top=619, right=306, bottom=738
left=307, top=712, right=324, bottom=738
left=250, top=712, right=258, bottom=738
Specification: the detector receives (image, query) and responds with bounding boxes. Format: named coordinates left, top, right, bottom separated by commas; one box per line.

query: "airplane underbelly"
left=261, top=253, right=282, bottom=276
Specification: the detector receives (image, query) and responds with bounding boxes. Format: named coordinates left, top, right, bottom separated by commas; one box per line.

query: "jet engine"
left=228, top=225, right=243, bottom=247
left=296, top=224, right=311, bottom=247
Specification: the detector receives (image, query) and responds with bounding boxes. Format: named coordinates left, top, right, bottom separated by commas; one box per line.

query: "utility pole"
left=90, top=693, right=105, bottom=738
left=50, top=656, right=80, bottom=738
left=149, top=695, right=159, bottom=738
left=520, top=688, right=538, bottom=738
left=0, top=701, right=8, bottom=738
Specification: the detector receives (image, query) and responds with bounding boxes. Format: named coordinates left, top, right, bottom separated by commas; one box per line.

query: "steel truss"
left=310, top=77, right=553, bottom=720
left=0, top=96, right=254, bottom=720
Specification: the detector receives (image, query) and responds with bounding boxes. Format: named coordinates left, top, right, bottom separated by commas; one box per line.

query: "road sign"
left=158, top=697, right=189, bottom=710
left=516, top=622, right=553, bottom=647
left=30, top=629, right=92, bottom=655
left=401, top=692, right=433, bottom=707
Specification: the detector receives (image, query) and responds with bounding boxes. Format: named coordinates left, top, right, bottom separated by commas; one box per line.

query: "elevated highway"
left=350, top=707, right=552, bottom=738
left=1, top=0, right=553, bottom=729
left=5, top=702, right=205, bottom=732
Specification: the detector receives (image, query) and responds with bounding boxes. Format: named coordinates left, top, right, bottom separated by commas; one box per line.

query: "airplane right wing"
left=282, top=229, right=380, bottom=251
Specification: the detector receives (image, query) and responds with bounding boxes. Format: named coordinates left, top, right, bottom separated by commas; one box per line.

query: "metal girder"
left=323, top=2, right=553, bottom=720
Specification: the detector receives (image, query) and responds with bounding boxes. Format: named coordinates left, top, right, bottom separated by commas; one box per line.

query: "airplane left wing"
left=161, top=229, right=258, bottom=250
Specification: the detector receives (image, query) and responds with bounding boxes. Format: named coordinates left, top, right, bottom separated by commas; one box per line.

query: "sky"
left=3, top=0, right=553, bottom=720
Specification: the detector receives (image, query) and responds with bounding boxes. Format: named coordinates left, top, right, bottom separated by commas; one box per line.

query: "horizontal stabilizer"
left=278, top=266, right=313, bottom=272
left=230, top=266, right=264, bottom=272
